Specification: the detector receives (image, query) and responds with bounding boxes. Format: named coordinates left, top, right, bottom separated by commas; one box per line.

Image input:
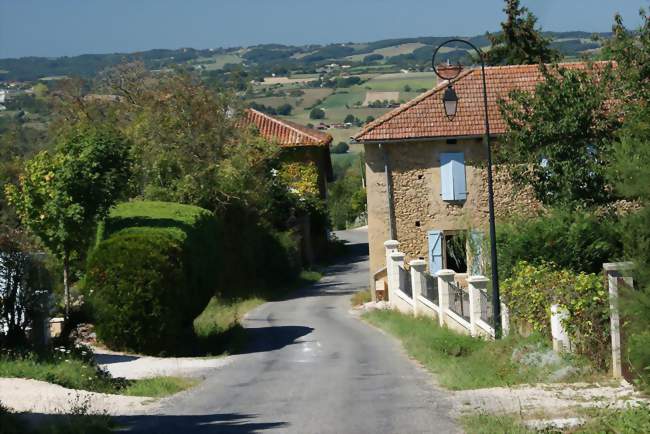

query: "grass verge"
left=1, top=401, right=114, bottom=434
left=0, top=354, right=195, bottom=398
left=362, top=309, right=588, bottom=390
left=121, top=376, right=198, bottom=398
left=462, top=405, right=650, bottom=434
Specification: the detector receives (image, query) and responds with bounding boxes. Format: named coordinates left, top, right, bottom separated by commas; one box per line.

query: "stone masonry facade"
left=365, top=138, right=541, bottom=281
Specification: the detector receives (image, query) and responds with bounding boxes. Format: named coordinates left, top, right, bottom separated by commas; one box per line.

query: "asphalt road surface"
left=121, top=228, right=458, bottom=433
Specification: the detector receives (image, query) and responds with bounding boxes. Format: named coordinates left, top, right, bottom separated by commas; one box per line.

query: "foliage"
left=462, top=414, right=533, bottom=434
left=486, top=0, right=560, bottom=65
left=5, top=126, right=132, bottom=316
left=502, top=261, right=610, bottom=368
left=309, top=107, right=326, bottom=120
left=497, top=207, right=622, bottom=279
left=498, top=64, right=620, bottom=206
left=363, top=309, right=582, bottom=390
left=87, top=201, right=218, bottom=355
left=0, top=230, right=51, bottom=349
left=331, top=142, right=349, bottom=154
left=601, top=7, right=650, bottom=105
left=328, top=154, right=366, bottom=230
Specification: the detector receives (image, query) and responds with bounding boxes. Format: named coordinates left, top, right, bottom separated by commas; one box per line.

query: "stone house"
left=244, top=108, right=334, bottom=263
left=353, top=63, right=604, bottom=292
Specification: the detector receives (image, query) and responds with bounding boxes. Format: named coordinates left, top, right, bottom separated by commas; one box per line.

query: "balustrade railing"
left=423, top=273, right=439, bottom=305
left=398, top=265, right=412, bottom=298
left=448, top=280, right=470, bottom=322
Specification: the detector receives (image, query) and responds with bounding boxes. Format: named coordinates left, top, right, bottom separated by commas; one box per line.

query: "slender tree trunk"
left=63, top=252, right=70, bottom=319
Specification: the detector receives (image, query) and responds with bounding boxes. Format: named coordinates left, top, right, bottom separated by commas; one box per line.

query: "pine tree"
left=486, top=0, right=560, bottom=65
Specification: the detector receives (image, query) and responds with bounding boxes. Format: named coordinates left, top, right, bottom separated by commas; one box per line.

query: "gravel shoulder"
left=0, top=378, right=158, bottom=416
left=94, top=347, right=237, bottom=380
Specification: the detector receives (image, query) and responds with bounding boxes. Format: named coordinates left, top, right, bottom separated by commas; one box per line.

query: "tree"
left=403, top=84, right=412, bottom=92
left=498, top=64, right=620, bottom=206
left=310, top=107, right=325, bottom=120
left=276, top=103, right=293, bottom=116
left=5, top=127, right=132, bottom=317
left=486, top=0, right=560, bottom=65
left=331, top=142, right=349, bottom=154
left=344, top=114, right=355, bottom=124
left=365, top=116, right=375, bottom=124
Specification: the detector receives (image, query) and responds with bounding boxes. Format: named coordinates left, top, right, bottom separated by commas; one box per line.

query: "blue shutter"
left=469, top=230, right=484, bottom=276
left=440, top=152, right=467, bottom=201
left=428, top=230, right=443, bottom=275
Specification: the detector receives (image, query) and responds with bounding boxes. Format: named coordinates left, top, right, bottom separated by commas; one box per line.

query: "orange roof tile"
left=244, top=109, right=333, bottom=147
left=354, top=62, right=614, bottom=142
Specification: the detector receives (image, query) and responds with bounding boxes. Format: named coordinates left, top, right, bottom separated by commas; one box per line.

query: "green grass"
left=121, top=376, right=197, bottom=398
left=463, top=406, right=650, bottom=434
left=0, top=355, right=195, bottom=398
left=463, top=414, right=533, bottom=434
left=362, top=309, right=584, bottom=390
left=1, top=400, right=114, bottom=434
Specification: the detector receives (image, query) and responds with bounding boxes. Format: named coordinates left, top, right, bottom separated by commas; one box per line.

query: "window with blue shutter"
left=440, top=152, right=467, bottom=201
left=427, top=230, right=443, bottom=275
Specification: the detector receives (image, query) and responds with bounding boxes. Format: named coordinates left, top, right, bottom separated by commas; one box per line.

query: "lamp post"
left=432, top=39, right=502, bottom=338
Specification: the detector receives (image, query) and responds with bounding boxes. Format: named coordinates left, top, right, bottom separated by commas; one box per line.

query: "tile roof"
left=244, top=109, right=333, bottom=147
left=354, top=62, right=614, bottom=142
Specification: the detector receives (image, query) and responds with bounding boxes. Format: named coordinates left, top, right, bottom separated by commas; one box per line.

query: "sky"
left=0, top=0, right=647, bottom=59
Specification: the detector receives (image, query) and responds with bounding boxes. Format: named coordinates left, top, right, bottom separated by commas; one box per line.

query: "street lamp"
left=432, top=39, right=503, bottom=338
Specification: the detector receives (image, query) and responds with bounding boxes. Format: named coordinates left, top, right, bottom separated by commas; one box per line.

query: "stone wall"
left=365, top=138, right=541, bottom=283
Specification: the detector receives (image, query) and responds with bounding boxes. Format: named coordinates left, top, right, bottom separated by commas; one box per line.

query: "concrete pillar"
left=389, top=251, right=405, bottom=306
left=604, top=262, right=634, bottom=379
left=410, top=259, right=426, bottom=316
left=501, top=303, right=510, bottom=337
left=468, top=275, right=488, bottom=337
left=551, top=304, right=571, bottom=352
left=436, top=269, right=455, bottom=327
left=384, top=240, right=399, bottom=302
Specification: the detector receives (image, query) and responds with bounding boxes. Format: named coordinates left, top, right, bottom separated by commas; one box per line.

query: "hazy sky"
left=0, top=0, right=647, bottom=58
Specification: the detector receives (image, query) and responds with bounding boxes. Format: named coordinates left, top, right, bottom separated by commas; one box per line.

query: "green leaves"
left=5, top=127, right=132, bottom=261
left=486, top=0, right=560, bottom=66
left=498, top=64, right=620, bottom=206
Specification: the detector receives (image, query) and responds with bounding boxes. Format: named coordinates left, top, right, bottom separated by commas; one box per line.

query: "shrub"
left=87, top=201, right=218, bottom=354
left=309, top=107, right=325, bottom=120
left=497, top=207, right=622, bottom=279
left=331, top=142, right=349, bottom=154
left=502, top=261, right=610, bottom=368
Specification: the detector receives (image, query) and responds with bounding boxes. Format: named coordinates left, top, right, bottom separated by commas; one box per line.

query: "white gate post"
left=468, top=276, right=488, bottom=337
left=501, top=302, right=510, bottom=337
left=551, top=304, right=571, bottom=352
left=384, top=240, right=399, bottom=301
left=389, top=252, right=405, bottom=307
left=604, top=262, right=634, bottom=379
left=410, top=259, right=426, bottom=316
left=436, top=269, right=455, bottom=327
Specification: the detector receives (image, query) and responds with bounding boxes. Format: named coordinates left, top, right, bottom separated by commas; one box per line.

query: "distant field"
left=345, top=43, right=426, bottom=62
left=364, top=72, right=435, bottom=91
left=250, top=87, right=333, bottom=110
left=262, top=76, right=318, bottom=85
left=203, top=54, right=243, bottom=70
left=363, top=91, right=400, bottom=106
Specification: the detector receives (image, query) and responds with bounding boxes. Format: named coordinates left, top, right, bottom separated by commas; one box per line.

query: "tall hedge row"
left=86, top=201, right=219, bottom=354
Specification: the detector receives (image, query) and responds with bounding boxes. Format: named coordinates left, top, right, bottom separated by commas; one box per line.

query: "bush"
left=309, top=107, right=325, bottom=120
left=331, top=142, right=349, bottom=154
left=87, top=201, right=218, bottom=354
left=497, top=207, right=622, bottom=279
left=502, top=261, right=610, bottom=368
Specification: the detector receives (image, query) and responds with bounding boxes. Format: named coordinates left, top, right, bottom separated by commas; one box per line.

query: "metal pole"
left=432, top=39, right=502, bottom=338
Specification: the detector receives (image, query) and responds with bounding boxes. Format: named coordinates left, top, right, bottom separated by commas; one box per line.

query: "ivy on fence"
left=502, top=261, right=610, bottom=369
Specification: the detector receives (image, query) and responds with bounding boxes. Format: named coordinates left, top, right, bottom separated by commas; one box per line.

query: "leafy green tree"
left=331, top=142, right=349, bottom=154
left=309, top=107, right=325, bottom=120
left=344, top=114, right=355, bottom=124
left=5, top=127, right=132, bottom=317
left=276, top=103, right=293, bottom=116
left=498, top=64, right=620, bottom=206
left=486, top=0, right=560, bottom=65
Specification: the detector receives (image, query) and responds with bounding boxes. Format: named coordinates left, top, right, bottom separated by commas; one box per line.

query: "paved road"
left=122, top=228, right=458, bottom=433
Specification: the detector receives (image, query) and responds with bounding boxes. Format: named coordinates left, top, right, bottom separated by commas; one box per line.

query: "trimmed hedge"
left=86, top=201, right=218, bottom=354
